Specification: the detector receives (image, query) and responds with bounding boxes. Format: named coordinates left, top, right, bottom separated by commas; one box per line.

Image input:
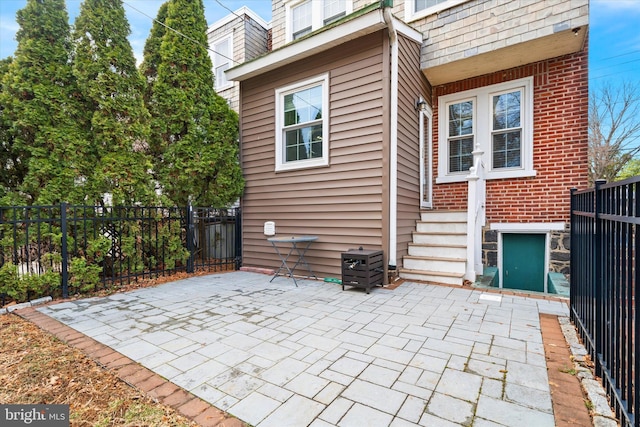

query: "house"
left=207, top=7, right=271, bottom=112
left=224, top=0, right=589, bottom=292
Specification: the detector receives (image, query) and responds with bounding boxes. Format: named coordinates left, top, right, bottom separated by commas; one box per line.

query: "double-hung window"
left=212, top=35, right=233, bottom=91
left=447, top=99, right=474, bottom=173
left=491, top=89, right=522, bottom=169
left=405, top=0, right=468, bottom=22
left=324, top=0, right=347, bottom=25
left=291, top=1, right=312, bottom=40
left=437, top=77, right=534, bottom=183
left=287, top=0, right=351, bottom=42
left=275, top=75, right=329, bottom=171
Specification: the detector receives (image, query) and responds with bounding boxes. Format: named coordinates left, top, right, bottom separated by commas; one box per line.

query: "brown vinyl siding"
left=240, top=32, right=389, bottom=279
left=394, top=34, right=428, bottom=268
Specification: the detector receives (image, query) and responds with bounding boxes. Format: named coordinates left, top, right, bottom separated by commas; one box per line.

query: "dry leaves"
left=0, top=314, right=198, bottom=426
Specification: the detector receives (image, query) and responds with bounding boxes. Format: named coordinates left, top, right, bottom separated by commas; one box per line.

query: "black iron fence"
left=571, top=179, right=638, bottom=427
left=0, top=203, right=241, bottom=301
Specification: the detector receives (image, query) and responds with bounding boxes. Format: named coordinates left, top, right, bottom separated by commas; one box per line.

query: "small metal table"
left=268, top=235, right=318, bottom=286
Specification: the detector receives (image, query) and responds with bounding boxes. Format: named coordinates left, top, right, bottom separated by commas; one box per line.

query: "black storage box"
left=341, top=248, right=384, bottom=294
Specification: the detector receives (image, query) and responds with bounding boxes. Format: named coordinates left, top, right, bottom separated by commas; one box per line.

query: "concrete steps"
left=399, top=210, right=468, bottom=286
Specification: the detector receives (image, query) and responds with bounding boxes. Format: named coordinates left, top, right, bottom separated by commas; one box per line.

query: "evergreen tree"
left=148, top=0, right=243, bottom=207
left=0, top=57, right=21, bottom=201
left=73, top=0, right=155, bottom=205
left=0, top=0, right=90, bottom=205
left=139, top=1, right=168, bottom=161
left=140, top=2, right=168, bottom=103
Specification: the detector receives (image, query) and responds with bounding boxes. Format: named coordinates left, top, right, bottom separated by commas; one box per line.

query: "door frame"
left=419, top=102, right=433, bottom=209
left=491, top=222, right=565, bottom=293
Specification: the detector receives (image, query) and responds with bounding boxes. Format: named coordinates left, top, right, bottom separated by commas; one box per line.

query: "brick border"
left=540, top=313, right=593, bottom=426
left=16, top=307, right=246, bottom=427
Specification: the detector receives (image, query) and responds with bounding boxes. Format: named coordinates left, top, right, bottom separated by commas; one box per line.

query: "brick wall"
left=431, top=45, right=589, bottom=225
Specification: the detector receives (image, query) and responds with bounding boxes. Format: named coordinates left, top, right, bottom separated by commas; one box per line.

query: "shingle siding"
left=207, top=11, right=269, bottom=111
left=408, top=0, right=588, bottom=70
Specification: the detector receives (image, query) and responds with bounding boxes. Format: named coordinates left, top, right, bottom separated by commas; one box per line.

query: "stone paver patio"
left=37, top=271, right=570, bottom=426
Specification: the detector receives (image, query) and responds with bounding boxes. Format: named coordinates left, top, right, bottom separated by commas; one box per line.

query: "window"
left=292, top=1, right=312, bottom=40
left=437, top=77, right=534, bottom=183
left=275, top=75, right=329, bottom=171
left=415, top=0, right=448, bottom=11
left=212, top=35, right=233, bottom=90
left=492, top=90, right=522, bottom=169
left=286, top=0, right=351, bottom=42
left=447, top=100, right=474, bottom=173
left=324, top=0, right=347, bottom=25
left=405, top=0, right=468, bottom=22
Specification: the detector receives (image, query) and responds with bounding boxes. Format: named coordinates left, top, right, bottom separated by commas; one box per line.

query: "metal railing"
left=0, top=203, right=241, bottom=300
left=571, top=178, right=639, bottom=427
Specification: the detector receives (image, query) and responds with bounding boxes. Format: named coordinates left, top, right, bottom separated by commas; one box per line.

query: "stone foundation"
left=481, top=226, right=571, bottom=276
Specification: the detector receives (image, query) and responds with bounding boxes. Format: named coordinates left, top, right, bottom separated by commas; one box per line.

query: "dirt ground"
left=0, top=313, right=199, bottom=426
left=0, top=269, right=231, bottom=426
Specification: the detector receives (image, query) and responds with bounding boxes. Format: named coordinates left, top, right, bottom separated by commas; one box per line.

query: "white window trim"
left=211, top=34, right=234, bottom=91
left=285, top=0, right=353, bottom=43
left=404, top=0, right=469, bottom=23
left=275, top=74, right=329, bottom=172
left=436, top=77, right=535, bottom=184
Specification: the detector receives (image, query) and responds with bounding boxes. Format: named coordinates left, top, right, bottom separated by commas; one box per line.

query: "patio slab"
left=31, top=271, right=582, bottom=426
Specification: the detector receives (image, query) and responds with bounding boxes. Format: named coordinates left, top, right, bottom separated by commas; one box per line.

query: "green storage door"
left=502, top=233, right=545, bottom=292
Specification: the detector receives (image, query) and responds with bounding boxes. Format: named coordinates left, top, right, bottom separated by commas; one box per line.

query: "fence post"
left=60, top=202, right=69, bottom=299
left=235, top=208, right=242, bottom=270
left=186, top=204, right=194, bottom=273
left=569, top=187, right=576, bottom=323
left=594, top=179, right=605, bottom=378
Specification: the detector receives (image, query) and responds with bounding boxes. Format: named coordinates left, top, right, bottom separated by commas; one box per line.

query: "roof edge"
left=227, top=7, right=391, bottom=82
left=207, top=6, right=271, bottom=33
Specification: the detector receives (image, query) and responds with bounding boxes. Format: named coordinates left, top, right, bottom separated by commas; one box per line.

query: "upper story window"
left=406, top=0, right=468, bottom=22
left=436, top=77, right=534, bottom=183
left=291, top=1, right=312, bottom=40
left=212, top=35, right=233, bottom=91
left=275, top=74, right=329, bottom=171
left=324, top=0, right=347, bottom=25
left=287, top=0, right=351, bottom=42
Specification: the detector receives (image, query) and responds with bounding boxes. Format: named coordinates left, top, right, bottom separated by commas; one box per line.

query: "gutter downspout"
left=383, top=4, right=398, bottom=269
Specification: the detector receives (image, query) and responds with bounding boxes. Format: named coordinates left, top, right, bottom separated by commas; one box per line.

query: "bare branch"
left=588, top=81, right=640, bottom=184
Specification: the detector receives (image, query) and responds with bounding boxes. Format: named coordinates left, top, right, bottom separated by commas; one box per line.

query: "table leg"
left=269, top=241, right=299, bottom=286
left=289, top=241, right=317, bottom=281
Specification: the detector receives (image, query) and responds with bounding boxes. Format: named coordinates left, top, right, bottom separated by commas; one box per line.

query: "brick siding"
left=431, top=44, right=589, bottom=224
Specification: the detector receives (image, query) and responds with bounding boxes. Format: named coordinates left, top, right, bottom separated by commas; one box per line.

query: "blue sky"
left=0, top=0, right=639, bottom=87
left=0, top=0, right=273, bottom=63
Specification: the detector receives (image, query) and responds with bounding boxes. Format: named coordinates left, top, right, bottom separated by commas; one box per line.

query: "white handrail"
left=465, top=144, right=486, bottom=282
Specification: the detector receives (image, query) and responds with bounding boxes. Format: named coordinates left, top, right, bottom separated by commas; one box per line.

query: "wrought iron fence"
left=571, top=179, right=638, bottom=427
left=0, top=203, right=241, bottom=301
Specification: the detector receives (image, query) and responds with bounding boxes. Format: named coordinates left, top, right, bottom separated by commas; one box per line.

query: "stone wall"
left=481, top=226, right=571, bottom=277
left=550, top=228, right=570, bottom=275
